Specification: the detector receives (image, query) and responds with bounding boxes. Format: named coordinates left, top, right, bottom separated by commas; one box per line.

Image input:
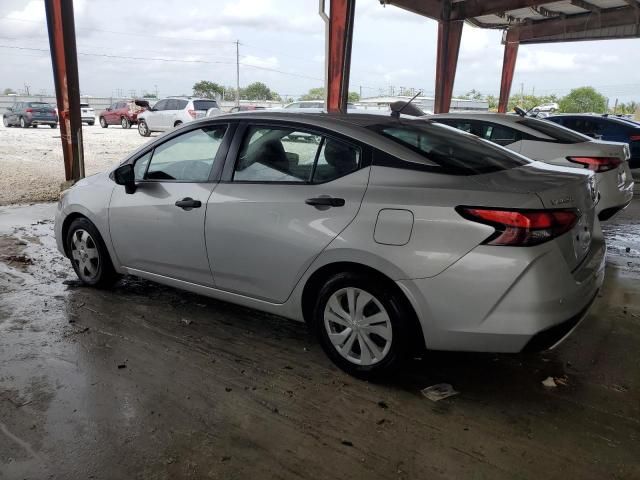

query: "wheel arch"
left=60, top=212, right=89, bottom=257
left=300, top=261, right=426, bottom=352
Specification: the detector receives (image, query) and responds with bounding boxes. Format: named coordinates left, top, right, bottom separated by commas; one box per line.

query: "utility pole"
left=235, top=40, right=240, bottom=108
left=154, top=84, right=158, bottom=98
left=359, top=85, right=362, bottom=100
left=520, top=82, right=524, bottom=105
left=24, top=83, right=31, bottom=95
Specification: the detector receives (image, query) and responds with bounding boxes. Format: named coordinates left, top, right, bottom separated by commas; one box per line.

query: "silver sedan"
left=55, top=112, right=605, bottom=378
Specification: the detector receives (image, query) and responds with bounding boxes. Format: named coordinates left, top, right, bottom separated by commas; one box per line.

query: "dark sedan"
left=3, top=102, right=58, bottom=128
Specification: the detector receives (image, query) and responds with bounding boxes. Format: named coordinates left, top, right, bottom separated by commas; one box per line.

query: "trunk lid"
left=470, top=161, right=598, bottom=270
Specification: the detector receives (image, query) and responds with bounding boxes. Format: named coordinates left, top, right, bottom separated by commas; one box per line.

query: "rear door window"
left=516, top=118, right=590, bottom=143
left=193, top=100, right=219, bottom=111
left=153, top=100, right=167, bottom=111
left=481, top=123, right=521, bottom=146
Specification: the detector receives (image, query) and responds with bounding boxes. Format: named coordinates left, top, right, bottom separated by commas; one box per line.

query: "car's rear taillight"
left=456, top=207, right=578, bottom=247
left=187, top=109, right=196, bottom=118
left=630, top=135, right=640, bottom=142
left=567, top=156, right=621, bottom=173
left=25, top=108, right=33, bottom=113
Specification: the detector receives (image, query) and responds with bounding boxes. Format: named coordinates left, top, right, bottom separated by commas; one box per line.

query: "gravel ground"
left=0, top=119, right=156, bottom=205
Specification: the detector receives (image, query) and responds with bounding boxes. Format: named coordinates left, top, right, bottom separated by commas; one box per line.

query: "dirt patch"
left=0, top=234, right=31, bottom=270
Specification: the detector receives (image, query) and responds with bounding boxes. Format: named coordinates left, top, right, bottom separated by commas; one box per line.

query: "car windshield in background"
left=368, top=121, right=530, bottom=175
left=193, top=100, right=219, bottom=111
left=517, top=118, right=590, bottom=143
left=28, top=102, right=51, bottom=108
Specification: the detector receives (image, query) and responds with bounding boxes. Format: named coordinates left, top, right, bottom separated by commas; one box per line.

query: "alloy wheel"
left=323, top=287, right=392, bottom=366
left=121, top=117, right=130, bottom=129
left=138, top=120, right=149, bottom=136
left=70, top=229, right=101, bottom=282
left=20, top=117, right=26, bottom=128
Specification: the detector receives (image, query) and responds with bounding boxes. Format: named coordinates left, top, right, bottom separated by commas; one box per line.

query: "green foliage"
left=558, top=87, right=607, bottom=113
left=301, top=87, right=325, bottom=101
left=348, top=91, right=360, bottom=102
left=2, top=88, right=16, bottom=95
left=613, top=101, right=638, bottom=115
left=142, top=93, right=157, bottom=98
left=242, top=82, right=277, bottom=100
left=192, top=80, right=224, bottom=99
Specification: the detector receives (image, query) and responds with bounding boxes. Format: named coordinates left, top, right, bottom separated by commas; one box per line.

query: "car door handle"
left=175, top=197, right=202, bottom=210
left=305, top=197, right=345, bottom=207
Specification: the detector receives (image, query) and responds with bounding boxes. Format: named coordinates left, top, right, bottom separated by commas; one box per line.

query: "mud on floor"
left=0, top=204, right=639, bottom=480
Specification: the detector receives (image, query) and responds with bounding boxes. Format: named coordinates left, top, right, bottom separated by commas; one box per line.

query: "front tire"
left=313, top=272, right=414, bottom=379
left=66, top=218, right=119, bottom=288
left=20, top=117, right=27, bottom=128
left=138, top=120, right=150, bottom=137
left=121, top=117, right=130, bottom=129
left=99, top=117, right=108, bottom=128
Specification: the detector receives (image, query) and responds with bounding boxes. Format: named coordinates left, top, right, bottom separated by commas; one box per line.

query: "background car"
left=3, top=102, right=58, bottom=128
left=431, top=113, right=633, bottom=221
left=228, top=105, right=266, bottom=113
left=136, top=97, right=220, bottom=136
left=55, top=112, right=603, bottom=378
left=546, top=114, right=640, bottom=169
left=98, top=100, right=146, bottom=129
left=80, top=102, right=95, bottom=126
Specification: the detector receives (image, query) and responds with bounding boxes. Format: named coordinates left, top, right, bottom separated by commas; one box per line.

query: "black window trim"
left=220, top=120, right=370, bottom=185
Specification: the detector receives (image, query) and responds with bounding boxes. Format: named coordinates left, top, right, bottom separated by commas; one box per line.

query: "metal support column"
left=498, top=30, right=519, bottom=114
left=45, top=0, right=84, bottom=183
left=434, top=20, right=463, bottom=114
left=326, top=0, right=355, bottom=113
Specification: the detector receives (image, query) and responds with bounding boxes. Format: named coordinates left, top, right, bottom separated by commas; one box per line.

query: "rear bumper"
left=397, top=229, right=606, bottom=353
left=596, top=168, right=634, bottom=220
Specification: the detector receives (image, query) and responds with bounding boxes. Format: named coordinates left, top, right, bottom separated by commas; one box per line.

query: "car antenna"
left=514, top=106, right=526, bottom=117
left=391, top=91, right=422, bottom=119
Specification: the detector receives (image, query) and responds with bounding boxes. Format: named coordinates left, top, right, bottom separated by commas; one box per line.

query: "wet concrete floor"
left=1, top=201, right=639, bottom=479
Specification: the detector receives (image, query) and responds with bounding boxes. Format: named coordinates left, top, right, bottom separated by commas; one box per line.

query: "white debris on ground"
left=0, top=118, right=155, bottom=205
left=421, top=383, right=459, bottom=401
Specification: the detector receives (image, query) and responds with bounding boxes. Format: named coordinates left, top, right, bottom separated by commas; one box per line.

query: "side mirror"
left=114, top=164, right=136, bottom=194
left=106, top=107, right=112, bottom=112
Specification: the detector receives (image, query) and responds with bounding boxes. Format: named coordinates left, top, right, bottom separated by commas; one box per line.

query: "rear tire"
left=174, top=121, right=182, bottom=128
left=66, top=218, right=119, bottom=288
left=312, top=271, right=414, bottom=380
left=50, top=124, right=57, bottom=129
left=32, top=124, right=38, bottom=128
left=138, top=120, right=150, bottom=137
left=2, top=116, right=8, bottom=127
left=99, top=117, right=108, bottom=128
left=121, top=117, right=130, bottom=129
left=88, top=121, right=94, bottom=126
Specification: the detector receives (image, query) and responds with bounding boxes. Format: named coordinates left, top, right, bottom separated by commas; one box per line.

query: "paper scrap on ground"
left=421, top=383, right=459, bottom=402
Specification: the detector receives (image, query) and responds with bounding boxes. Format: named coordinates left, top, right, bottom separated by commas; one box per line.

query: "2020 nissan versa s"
left=55, top=112, right=605, bottom=378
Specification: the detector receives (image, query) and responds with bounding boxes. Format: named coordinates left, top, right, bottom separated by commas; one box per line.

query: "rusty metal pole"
left=434, top=20, right=463, bottom=114
left=45, top=0, right=84, bottom=184
left=498, top=30, right=519, bottom=113
left=326, top=0, right=355, bottom=113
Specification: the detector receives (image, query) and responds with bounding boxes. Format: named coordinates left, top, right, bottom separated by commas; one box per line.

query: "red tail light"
left=630, top=135, right=640, bottom=142
left=25, top=108, right=33, bottom=113
left=456, top=207, right=578, bottom=246
left=187, top=109, right=196, bottom=118
left=567, top=156, right=621, bottom=173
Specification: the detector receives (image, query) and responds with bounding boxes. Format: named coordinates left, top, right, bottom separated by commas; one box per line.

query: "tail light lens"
left=630, top=135, right=640, bottom=142
left=567, top=156, right=621, bottom=172
left=187, top=109, right=196, bottom=118
left=456, top=207, right=578, bottom=247
left=25, top=108, right=33, bottom=113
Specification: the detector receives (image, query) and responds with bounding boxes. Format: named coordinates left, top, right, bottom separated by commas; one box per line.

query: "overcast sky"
left=1, top=0, right=639, bottom=102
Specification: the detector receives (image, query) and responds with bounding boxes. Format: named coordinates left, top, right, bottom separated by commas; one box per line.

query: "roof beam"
left=570, top=0, right=601, bottom=13
left=449, top=0, right=557, bottom=20
left=379, top=0, right=444, bottom=20
left=510, top=5, right=640, bottom=42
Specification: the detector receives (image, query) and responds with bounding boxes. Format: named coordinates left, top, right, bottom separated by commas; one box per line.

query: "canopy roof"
left=382, top=0, right=640, bottom=43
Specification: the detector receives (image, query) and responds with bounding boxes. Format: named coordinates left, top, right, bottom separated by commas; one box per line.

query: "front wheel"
left=138, top=120, right=150, bottom=137
left=121, top=117, right=131, bottom=129
left=20, top=117, right=27, bottom=128
left=313, top=272, right=414, bottom=379
left=66, top=218, right=119, bottom=288
left=99, top=117, right=108, bottom=128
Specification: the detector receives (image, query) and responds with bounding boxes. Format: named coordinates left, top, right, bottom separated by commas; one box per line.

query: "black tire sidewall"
left=66, top=218, right=116, bottom=288
left=100, top=117, right=107, bottom=128
left=20, top=117, right=27, bottom=128
left=138, top=120, right=150, bottom=137
left=121, top=117, right=130, bottom=129
left=312, top=272, right=412, bottom=379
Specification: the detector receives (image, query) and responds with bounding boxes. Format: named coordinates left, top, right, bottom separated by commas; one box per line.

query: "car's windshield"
left=367, top=121, right=530, bottom=175
left=193, top=100, right=219, bottom=111
left=28, top=102, right=52, bottom=108
left=518, top=118, right=590, bottom=143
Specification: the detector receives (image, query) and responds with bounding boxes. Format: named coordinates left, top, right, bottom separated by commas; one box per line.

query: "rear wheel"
left=174, top=120, right=182, bottom=128
left=32, top=124, right=38, bottom=128
left=19, top=117, right=27, bottom=128
left=66, top=218, right=119, bottom=288
left=99, top=117, right=108, bottom=128
left=138, top=120, right=150, bottom=137
left=2, top=116, right=8, bottom=127
left=50, top=124, right=57, bottom=129
left=88, top=121, right=94, bottom=126
left=121, top=117, right=130, bottom=129
left=313, top=272, right=414, bottom=379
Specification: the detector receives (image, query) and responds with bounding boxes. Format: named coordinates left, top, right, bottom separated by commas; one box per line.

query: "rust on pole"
left=326, top=0, right=356, bottom=113
left=45, top=0, right=84, bottom=183
left=498, top=30, right=519, bottom=113
left=433, top=20, right=463, bottom=114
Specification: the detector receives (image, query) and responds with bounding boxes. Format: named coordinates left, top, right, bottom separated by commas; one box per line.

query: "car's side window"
left=165, top=99, right=178, bottom=110
left=481, top=123, right=521, bottom=146
left=153, top=100, right=167, bottom=111
left=177, top=100, right=188, bottom=110
left=313, top=137, right=360, bottom=183
left=144, top=126, right=227, bottom=182
left=133, top=151, right=152, bottom=181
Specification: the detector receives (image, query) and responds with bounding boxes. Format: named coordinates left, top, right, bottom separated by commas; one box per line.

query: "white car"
left=136, top=97, right=221, bottom=137
left=431, top=113, right=633, bottom=221
left=80, top=102, right=95, bottom=126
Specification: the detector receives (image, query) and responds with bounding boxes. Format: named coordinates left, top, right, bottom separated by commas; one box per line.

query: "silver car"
left=137, top=97, right=221, bottom=137
left=430, top=113, right=633, bottom=221
left=55, top=112, right=604, bottom=378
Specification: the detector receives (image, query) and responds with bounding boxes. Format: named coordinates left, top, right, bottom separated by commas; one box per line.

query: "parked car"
left=55, top=112, right=603, bottom=378
left=3, top=102, right=58, bottom=128
left=80, top=102, right=95, bottom=126
left=431, top=113, right=633, bottom=221
left=226, top=105, right=266, bottom=113
left=545, top=114, right=640, bottom=169
left=284, top=100, right=325, bottom=109
left=98, top=100, right=146, bottom=129
left=136, top=97, right=220, bottom=137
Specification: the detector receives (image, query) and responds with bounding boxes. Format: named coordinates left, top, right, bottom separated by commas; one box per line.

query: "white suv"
left=137, top=97, right=221, bottom=136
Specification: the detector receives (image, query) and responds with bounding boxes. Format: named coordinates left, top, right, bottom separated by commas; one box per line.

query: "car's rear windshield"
left=367, top=121, right=530, bottom=175
left=80, top=103, right=90, bottom=107
left=193, top=100, right=219, bottom=111
left=516, top=117, right=590, bottom=143
left=28, top=102, right=52, bottom=108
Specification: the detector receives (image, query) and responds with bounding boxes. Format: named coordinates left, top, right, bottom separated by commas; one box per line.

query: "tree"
left=348, top=91, right=360, bottom=102
left=142, top=92, right=157, bottom=98
left=559, top=87, right=607, bottom=113
left=301, top=87, right=325, bottom=101
left=2, top=88, right=16, bottom=95
left=192, top=80, right=224, bottom=99
left=485, top=94, right=498, bottom=110
left=242, top=82, right=275, bottom=100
